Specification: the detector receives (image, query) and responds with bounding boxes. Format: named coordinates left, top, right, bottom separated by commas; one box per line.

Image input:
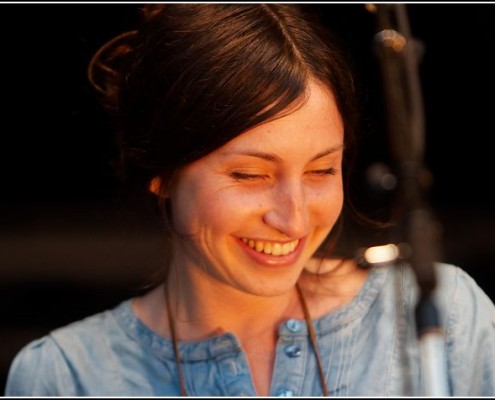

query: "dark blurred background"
left=1, top=3, right=495, bottom=393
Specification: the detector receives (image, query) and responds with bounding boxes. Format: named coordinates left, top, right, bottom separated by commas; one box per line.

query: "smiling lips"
left=240, top=238, right=300, bottom=256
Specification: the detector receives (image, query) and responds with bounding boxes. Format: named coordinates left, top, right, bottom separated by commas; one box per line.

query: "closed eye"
left=310, top=167, right=337, bottom=176
left=229, top=172, right=268, bottom=181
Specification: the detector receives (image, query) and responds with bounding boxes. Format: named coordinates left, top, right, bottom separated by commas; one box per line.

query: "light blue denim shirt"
left=5, top=263, right=495, bottom=396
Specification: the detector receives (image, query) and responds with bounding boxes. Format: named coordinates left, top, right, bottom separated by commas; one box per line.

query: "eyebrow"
left=224, top=144, right=344, bottom=163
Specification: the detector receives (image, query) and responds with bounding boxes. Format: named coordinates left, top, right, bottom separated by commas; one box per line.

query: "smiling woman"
left=158, top=82, right=345, bottom=301
left=4, top=3, right=495, bottom=397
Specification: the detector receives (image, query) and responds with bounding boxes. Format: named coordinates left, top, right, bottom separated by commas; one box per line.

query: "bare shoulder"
left=298, top=257, right=370, bottom=318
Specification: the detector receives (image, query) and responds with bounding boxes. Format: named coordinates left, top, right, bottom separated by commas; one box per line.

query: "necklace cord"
left=165, top=288, right=187, bottom=396
left=296, top=283, right=330, bottom=396
left=165, top=284, right=329, bottom=396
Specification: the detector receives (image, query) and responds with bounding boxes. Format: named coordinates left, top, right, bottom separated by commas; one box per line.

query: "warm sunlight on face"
left=168, top=81, right=345, bottom=297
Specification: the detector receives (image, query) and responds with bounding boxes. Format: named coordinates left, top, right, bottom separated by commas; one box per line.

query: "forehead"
left=220, top=82, right=344, bottom=155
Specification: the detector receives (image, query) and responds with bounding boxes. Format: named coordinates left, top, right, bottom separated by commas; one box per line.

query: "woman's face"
left=168, top=81, right=345, bottom=297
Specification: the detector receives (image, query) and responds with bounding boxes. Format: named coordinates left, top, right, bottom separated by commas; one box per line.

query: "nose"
left=262, top=179, right=309, bottom=239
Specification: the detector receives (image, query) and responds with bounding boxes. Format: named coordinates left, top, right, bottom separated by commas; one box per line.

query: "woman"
left=5, top=4, right=495, bottom=396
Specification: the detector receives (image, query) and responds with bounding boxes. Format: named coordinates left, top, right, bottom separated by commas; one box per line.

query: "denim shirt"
left=5, top=263, right=495, bottom=396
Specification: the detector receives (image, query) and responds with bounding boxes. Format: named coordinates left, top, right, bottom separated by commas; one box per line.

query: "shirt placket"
left=270, top=318, right=308, bottom=397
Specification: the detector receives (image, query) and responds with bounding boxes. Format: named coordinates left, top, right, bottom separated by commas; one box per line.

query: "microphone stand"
left=364, top=4, right=449, bottom=395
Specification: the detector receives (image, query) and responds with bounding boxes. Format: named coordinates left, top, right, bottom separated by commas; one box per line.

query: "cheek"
left=171, top=185, right=252, bottom=236
left=311, top=182, right=344, bottom=227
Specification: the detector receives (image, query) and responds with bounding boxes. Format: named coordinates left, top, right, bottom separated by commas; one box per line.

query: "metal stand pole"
left=364, top=4, right=450, bottom=395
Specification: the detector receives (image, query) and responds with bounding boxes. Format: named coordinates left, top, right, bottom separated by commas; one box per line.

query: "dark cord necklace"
left=165, top=284, right=329, bottom=396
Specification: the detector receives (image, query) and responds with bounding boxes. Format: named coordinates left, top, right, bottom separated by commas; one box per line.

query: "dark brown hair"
left=88, top=4, right=361, bottom=271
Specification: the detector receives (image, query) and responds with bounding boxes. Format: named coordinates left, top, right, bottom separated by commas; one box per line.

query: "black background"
left=1, top=3, right=495, bottom=393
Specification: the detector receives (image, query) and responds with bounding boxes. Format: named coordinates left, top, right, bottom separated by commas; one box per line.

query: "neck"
left=163, top=263, right=303, bottom=342
left=133, top=257, right=367, bottom=343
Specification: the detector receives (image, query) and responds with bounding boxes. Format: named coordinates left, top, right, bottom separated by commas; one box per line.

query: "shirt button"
left=277, top=389, right=294, bottom=396
left=286, top=319, right=302, bottom=333
left=284, top=344, right=302, bottom=358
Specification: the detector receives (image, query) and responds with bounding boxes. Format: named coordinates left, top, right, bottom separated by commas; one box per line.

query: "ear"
left=149, top=176, right=163, bottom=196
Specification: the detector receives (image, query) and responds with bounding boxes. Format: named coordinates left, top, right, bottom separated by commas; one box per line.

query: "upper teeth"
left=241, top=238, right=299, bottom=256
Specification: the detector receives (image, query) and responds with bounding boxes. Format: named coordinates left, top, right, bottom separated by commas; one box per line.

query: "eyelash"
left=230, top=172, right=268, bottom=181
left=310, top=168, right=337, bottom=176
left=229, top=168, right=337, bottom=181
